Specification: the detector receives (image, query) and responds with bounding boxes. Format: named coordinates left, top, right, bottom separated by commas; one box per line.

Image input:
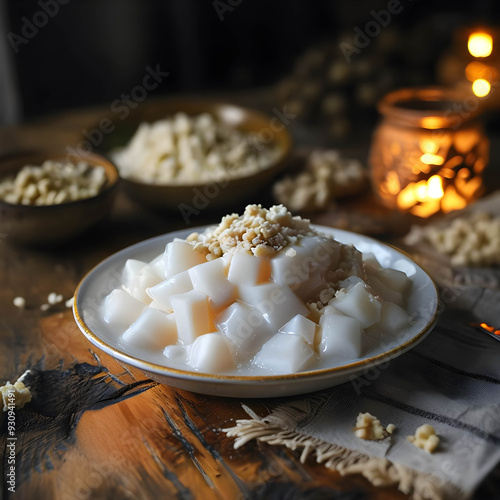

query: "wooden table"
left=1, top=97, right=499, bottom=500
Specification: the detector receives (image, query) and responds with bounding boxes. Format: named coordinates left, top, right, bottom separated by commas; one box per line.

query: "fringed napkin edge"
left=223, top=402, right=467, bottom=500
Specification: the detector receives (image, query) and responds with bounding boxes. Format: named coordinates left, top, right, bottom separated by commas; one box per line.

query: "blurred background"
left=1, top=0, right=500, bottom=128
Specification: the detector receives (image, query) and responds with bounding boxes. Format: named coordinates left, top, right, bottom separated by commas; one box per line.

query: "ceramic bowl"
left=74, top=225, right=440, bottom=398
left=99, top=99, right=292, bottom=211
left=0, top=150, right=119, bottom=246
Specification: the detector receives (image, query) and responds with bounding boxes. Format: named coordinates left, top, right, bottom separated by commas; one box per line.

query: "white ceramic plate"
left=74, top=226, right=440, bottom=398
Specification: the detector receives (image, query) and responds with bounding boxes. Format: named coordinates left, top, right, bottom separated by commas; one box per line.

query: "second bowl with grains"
left=0, top=151, right=119, bottom=245
left=102, top=100, right=292, bottom=211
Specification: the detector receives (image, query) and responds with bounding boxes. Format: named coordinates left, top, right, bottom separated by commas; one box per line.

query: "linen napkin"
left=225, top=310, right=500, bottom=499
left=224, top=192, right=500, bottom=499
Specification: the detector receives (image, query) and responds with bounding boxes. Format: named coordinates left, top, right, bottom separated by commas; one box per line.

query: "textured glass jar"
left=369, top=87, right=489, bottom=218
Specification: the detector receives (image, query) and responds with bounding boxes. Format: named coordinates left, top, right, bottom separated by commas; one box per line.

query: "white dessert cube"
left=147, top=270, right=193, bottom=311
left=188, top=258, right=236, bottom=309
left=122, top=259, right=147, bottom=288
left=124, top=264, right=163, bottom=304
left=366, top=273, right=404, bottom=306
left=279, top=314, right=317, bottom=344
left=215, top=302, right=270, bottom=360
left=318, top=314, right=362, bottom=361
left=253, top=333, right=316, bottom=374
left=103, top=289, right=146, bottom=329
left=121, top=308, right=177, bottom=350
left=375, top=268, right=411, bottom=294
left=163, top=239, right=207, bottom=278
left=228, top=252, right=271, bottom=286
left=330, top=281, right=381, bottom=328
left=369, top=301, right=410, bottom=335
left=171, top=290, right=214, bottom=344
left=238, top=283, right=309, bottom=334
left=189, top=332, right=236, bottom=372
left=149, top=253, right=165, bottom=277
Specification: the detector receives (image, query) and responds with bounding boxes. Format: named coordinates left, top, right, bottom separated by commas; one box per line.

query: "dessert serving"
left=101, top=205, right=414, bottom=376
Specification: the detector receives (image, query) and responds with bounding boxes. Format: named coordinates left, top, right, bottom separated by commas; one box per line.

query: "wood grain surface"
left=1, top=96, right=499, bottom=500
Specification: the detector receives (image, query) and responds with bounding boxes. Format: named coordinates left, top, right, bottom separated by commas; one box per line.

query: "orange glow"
left=384, top=171, right=400, bottom=195
left=472, top=78, right=491, bottom=97
left=441, top=185, right=467, bottom=213
left=480, top=322, right=500, bottom=335
left=466, top=61, right=489, bottom=81
left=420, top=153, right=445, bottom=165
left=419, top=139, right=439, bottom=154
left=420, top=117, right=444, bottom=129
left=468, top=32, right=493, bottom=57
left=397, top=176, right=444, bottom=217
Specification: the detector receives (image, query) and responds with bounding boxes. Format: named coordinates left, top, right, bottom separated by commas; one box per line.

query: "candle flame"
left=468, top=32, right=493, bottom=58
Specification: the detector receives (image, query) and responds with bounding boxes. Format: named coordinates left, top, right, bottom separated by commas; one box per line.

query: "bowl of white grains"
left=0, top=150, right=119, bottom=245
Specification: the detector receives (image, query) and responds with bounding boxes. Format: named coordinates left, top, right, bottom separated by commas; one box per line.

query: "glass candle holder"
left=369, top=87, right=489, bottom=218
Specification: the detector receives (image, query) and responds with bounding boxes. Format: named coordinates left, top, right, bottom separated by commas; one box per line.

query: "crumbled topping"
left=354, top=412, right=395, bottom=440
left=48, top=292, right=64, bottom=305
left=0, top=160, right=107, bottom=205
left=112, top=112, right=278, bottom=185
left=407, top=424, right=440, bottom=453
left=306, top=245, right=365, bottom=312
left=13, top=296, right=26, bottom=309
left=187, top=204, right=315, bottom=258
left=1, top=370, right=32, bottom=411
left=405, top=212, right=500, bottom=267
left=273, top=149, right=367, bottom=212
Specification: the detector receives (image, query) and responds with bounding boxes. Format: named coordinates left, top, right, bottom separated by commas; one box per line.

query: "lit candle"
left=370, top=87, right=488, bottom=218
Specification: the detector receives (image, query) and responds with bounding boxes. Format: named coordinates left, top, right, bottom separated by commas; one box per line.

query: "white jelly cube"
left=164, top=239, right=207, bottom=278
left=122, top=259, right=147, bottom=288
left=124, top=264, right=163, bottom=304
left=366, top=273, right=404, bottom=306
left=149, top=253, right=165, bottom=277
left=279, top=314, right=317, bottom=344
left=121, top=308, right=177, bottom=350
left=253, top=333, right=316, bottom=374
left=238, top=283, right=309, bottom=334
left=330, top=281, right=381, bottom=328
left=104, top=289, right=146, bottom=329
left=375, top=268, right=411, bottom=294
left=171, top=290, right=214, bottom=344
left=228, top=252, right=270, bottom=286
left=318, top=314, right=362, bottom=361
left=163, top=344, right=189, bottom=363
left=189, top=258, right=236, bottom=309
left=369, top=301, right=410, bottom=335
left=215, top=302, right=270, bottom=360
left=189, top=332, right=236, bottom=373
left=147, top=271, right=193, bottom=311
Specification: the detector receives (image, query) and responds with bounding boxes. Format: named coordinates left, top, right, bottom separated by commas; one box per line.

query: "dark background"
left=2, top=0, right=500, bottom=122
